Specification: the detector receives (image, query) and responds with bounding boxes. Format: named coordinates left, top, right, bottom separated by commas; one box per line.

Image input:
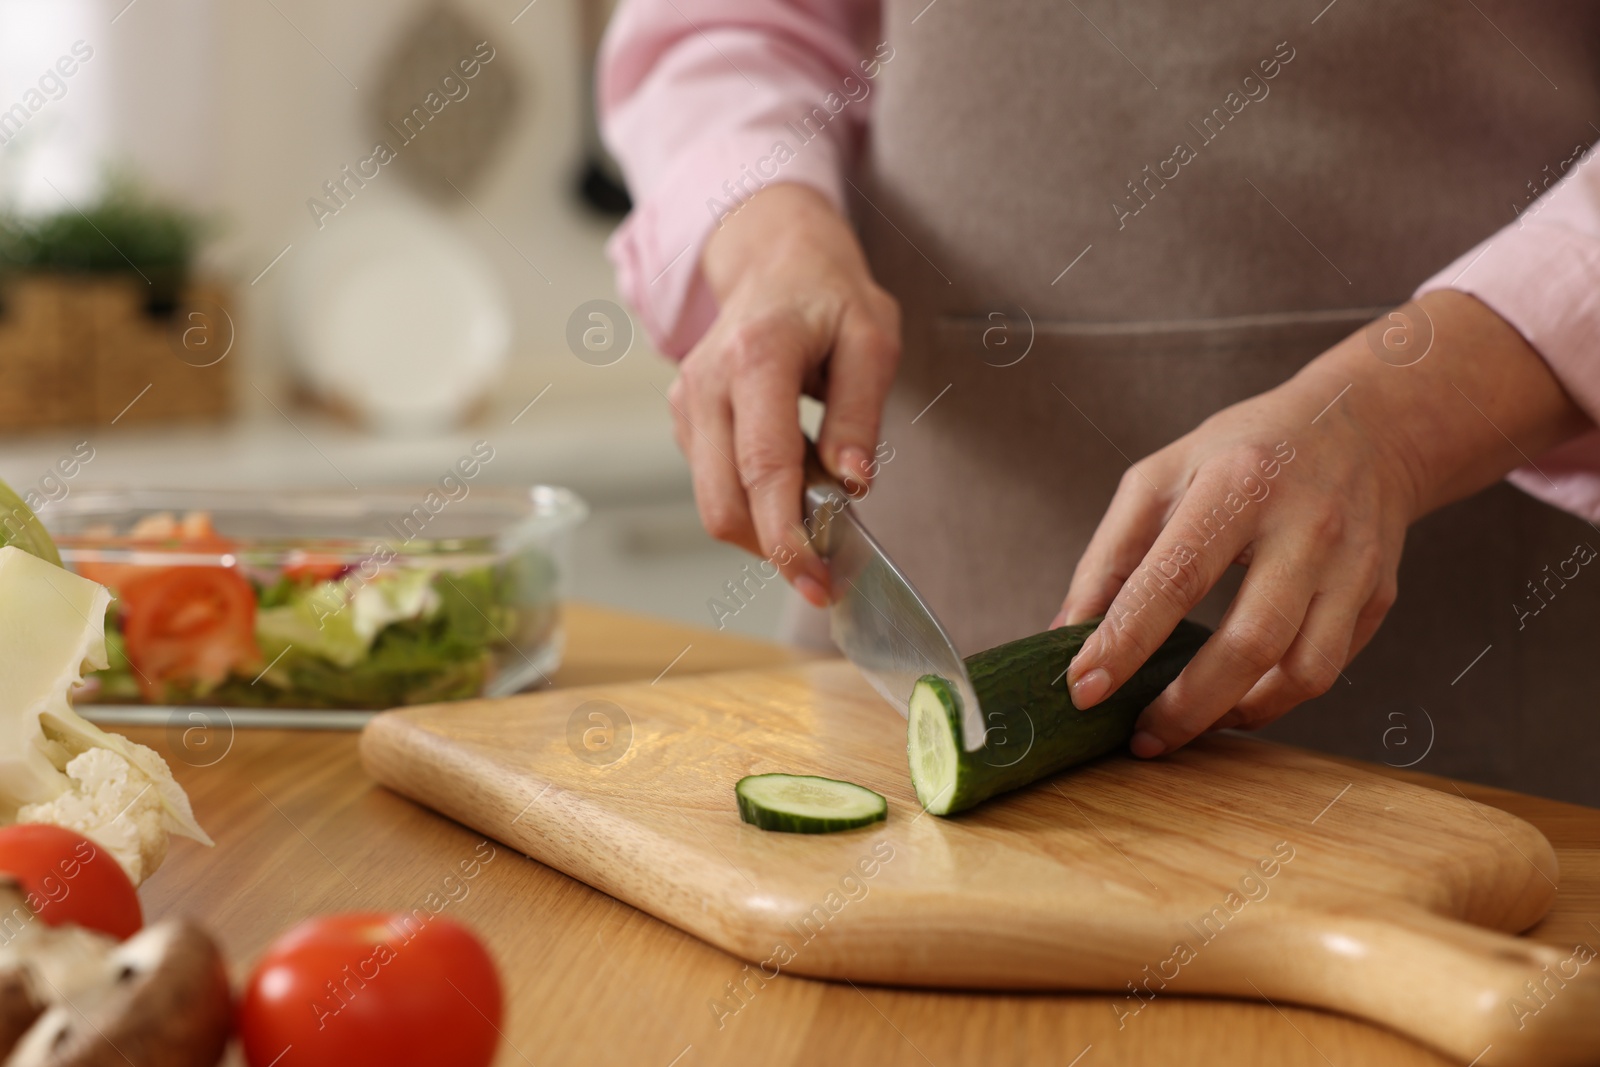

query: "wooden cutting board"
left=359, top=661, right=1600, bottom=1066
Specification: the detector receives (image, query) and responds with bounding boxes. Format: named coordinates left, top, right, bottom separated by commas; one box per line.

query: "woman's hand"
left=669, top=183, right=900, bottom=606
left=1057, top=290, right=1592, bottom=757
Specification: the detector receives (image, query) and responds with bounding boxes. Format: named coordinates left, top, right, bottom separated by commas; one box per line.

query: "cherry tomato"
left=0, top=825, right=141, bottom=940
left=120, top=566, right=261, bottom=700
left=240, top=912, right=503, bottom=1067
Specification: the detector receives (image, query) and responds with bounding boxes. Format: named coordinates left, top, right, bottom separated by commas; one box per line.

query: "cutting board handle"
left=1215, top=904, right=1600, bottom=1065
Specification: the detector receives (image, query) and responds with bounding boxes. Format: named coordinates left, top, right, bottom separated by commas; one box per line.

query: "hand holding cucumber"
left=1057, top=291, right=1589, bottom=758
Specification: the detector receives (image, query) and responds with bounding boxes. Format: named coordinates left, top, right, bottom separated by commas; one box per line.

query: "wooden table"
left=131, top=603, right=1600, bottom=1067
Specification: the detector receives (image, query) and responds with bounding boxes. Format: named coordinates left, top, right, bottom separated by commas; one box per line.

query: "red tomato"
left=120, top=566, right=261, bottom=700
left=240, top=913, right=503, bottom=1067
left=71, top=559, right=141, bottom=592
left=73, top=511, right=237, bottom=594
left=0, top=825, right=141, bottom=940
left=281, top=552, right=349, bottom=583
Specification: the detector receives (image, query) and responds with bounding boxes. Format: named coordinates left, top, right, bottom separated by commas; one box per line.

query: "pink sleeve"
left=1416, top=142, right=1600, bottom=522
left=598, top=0, right=880, bottom=358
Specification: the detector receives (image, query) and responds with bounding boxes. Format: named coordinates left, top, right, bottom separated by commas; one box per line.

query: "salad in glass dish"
left=43, top=487, right=585, bottom=710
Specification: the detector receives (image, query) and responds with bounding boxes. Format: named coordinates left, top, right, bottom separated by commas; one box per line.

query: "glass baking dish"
left=39, top=486, right=586, bottom=710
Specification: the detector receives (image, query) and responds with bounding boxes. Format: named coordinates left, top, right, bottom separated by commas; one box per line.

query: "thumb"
left=816, top=307, right=901, bottom=487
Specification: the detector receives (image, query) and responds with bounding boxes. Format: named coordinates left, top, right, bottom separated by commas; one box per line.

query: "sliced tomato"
left=282, top=552, right=349, bottom=583
left=120, top=566, right=261, bottom=700
left=72, top=558, right=143, bottom=591
left=74, top=510, right=236, bottom=593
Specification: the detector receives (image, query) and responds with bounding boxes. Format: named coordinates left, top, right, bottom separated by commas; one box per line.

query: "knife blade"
left=801, top=442, right=987, bottom=751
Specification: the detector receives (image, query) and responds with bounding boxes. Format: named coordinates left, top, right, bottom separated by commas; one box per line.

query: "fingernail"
left=838, top=447, right=871, bottom=489
left=794, top=574, right=829, bottom=608
left=838, top=447, right=876, bottom=495
left=1070, top=667, right=1111, bottom=708
left=1049, top=612, right=1068, bottom=629
left=1130, top=730, right=1165, bottom=758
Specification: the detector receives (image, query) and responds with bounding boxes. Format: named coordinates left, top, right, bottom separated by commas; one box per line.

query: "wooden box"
left=0, top=274, right=233, bottom=431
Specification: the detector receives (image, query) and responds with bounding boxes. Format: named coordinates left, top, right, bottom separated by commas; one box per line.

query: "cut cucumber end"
left=905, top=619, right=1213, bottom=818
left=735, top=773, right=887, bottom=833
left=908, top=677, right=961, bottom=816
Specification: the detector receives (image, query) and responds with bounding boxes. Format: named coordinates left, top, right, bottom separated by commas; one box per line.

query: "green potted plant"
left=0, top=176, right=229, bottom=430
left=0, top=175, right=208, bottom=312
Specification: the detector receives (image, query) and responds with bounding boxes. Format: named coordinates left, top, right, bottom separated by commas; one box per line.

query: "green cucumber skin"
left=735, top=776, right=887, bottom=834
left=920, top=618, right=1212, bottom=815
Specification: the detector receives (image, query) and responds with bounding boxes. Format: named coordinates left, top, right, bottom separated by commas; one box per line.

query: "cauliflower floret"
left=17, top=749, right=168, bottom=886
left=0, top=546, right=211, bottom=887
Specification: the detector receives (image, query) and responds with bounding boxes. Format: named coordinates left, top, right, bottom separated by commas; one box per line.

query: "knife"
left=802, top=442, right=987, bottom=751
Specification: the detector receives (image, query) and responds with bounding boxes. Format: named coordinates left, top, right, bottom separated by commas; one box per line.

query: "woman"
left=600, top=0, right=1600, bottom=803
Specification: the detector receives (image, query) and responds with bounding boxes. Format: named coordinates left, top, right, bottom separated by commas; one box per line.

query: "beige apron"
left=846, top=0, right=1600, bottom=804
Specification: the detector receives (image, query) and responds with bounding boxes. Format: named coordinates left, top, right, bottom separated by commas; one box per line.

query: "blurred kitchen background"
left=0, top=0, right=789, bottom=640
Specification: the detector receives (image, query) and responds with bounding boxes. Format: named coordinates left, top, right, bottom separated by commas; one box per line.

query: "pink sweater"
left=599, top=0, right=1600, bottom=522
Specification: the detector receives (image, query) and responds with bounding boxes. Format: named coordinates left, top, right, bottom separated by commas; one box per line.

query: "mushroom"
left=5, top=921, right=231, bottom=1067
left=0, top=966, right=42, bottom=1056
left=0, top=880, right=112, bottom=1042
left=0, top=882, right=231, bottom=1067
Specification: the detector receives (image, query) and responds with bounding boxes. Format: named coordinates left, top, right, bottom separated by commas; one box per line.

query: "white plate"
left=282, top=195, right=511, bottom=434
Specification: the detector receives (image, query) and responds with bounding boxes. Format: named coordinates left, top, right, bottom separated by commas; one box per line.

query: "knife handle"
left=801, top=438, right=853, bottom=558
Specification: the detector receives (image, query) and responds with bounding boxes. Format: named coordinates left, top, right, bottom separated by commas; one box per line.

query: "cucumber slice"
left=735, top=774, right=888, bottom=833
left=909, top=618, right=1212, bottom=815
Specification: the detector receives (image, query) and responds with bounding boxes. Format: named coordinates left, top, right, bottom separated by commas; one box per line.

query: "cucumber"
left=736, top=774, right=888, bottom=833
left=908, top=618, right=1211, bottom=815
